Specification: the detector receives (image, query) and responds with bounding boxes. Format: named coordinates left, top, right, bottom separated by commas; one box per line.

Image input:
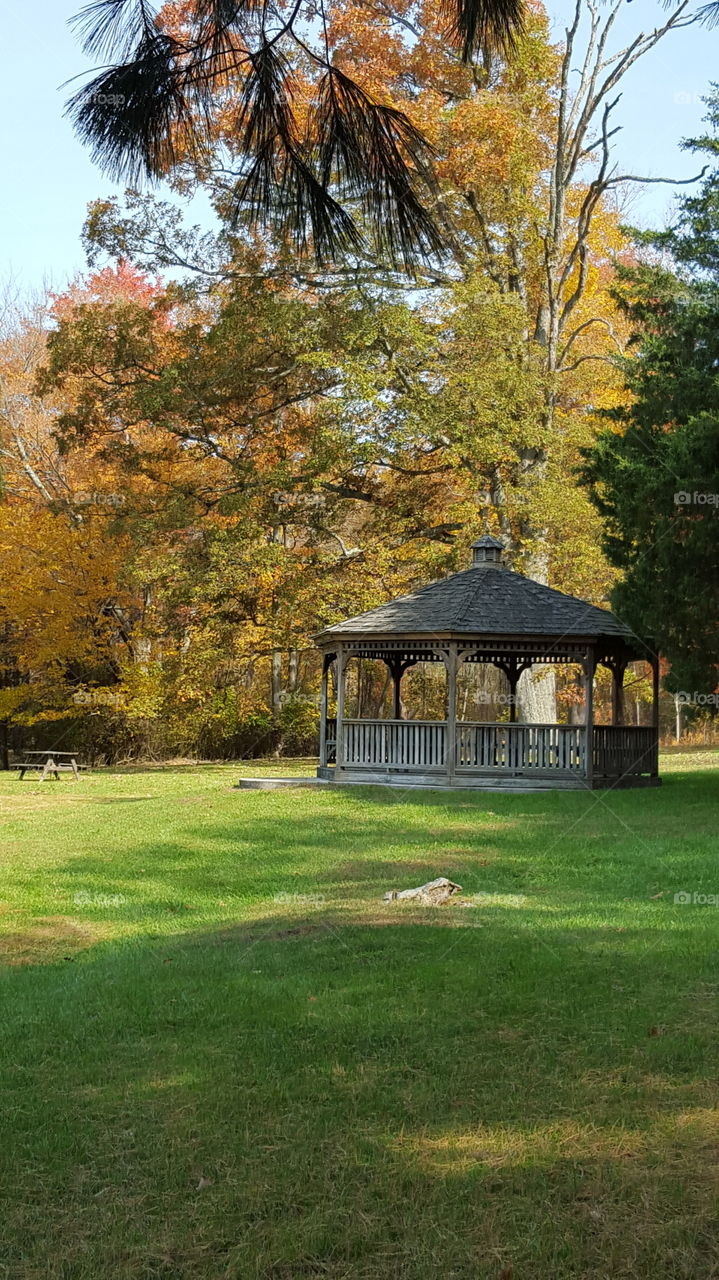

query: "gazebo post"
left=445, top=644, right=458, bottom=784
left=386, top=657, right=403, bottom=721
left=583, top=649, right=595, bottom=785
left=393, top=675, right=401, bottom=720
left=336, top=643, right=346, bottom=769
left=319, top=653, right=331, bottom=767
left=651, top=652, right=660, bottom=777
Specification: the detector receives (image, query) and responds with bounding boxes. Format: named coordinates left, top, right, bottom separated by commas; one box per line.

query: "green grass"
left=1, top=753, right=718, bottom=1279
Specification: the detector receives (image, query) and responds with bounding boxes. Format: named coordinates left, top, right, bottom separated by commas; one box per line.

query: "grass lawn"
left=1, top=753, right=718, bottom=1279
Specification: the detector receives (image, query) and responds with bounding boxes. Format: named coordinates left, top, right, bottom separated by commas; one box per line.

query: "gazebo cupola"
left=313, top=539, right=660, bottom=792
left=471, top=534, right=504, bottom=566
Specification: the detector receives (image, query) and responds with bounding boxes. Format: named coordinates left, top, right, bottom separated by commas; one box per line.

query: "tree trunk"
left=515, top=544, right=556, bottom=722
left=674, top=695, right=683, bottom=744
left=271, top=651, right=283, bottom=714
left=287, top=648, right=299, bottom=692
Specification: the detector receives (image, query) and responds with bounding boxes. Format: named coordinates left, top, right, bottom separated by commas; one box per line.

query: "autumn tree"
left=0, top=273, right=171, bottom=760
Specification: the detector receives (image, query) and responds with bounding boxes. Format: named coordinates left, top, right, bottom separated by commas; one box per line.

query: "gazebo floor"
left=317, top=767, right=660, bottom=792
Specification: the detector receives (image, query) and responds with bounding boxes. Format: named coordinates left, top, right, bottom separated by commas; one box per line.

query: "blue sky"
left=1, top=0, right=717, bottom=293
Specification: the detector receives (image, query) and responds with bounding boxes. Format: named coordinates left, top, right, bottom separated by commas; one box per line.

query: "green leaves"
left=581, top=98, right=719, bottom=694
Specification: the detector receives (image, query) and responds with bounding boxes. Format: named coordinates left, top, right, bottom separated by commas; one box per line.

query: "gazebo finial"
left=471, top=534, right=504, bottom=566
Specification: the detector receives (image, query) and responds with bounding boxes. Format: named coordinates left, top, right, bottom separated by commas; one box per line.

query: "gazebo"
left=313, top=537, right=660, bottom=791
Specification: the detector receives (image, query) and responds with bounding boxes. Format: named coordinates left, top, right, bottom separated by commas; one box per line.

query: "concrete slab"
left=237, top=777, right=332, bottom=790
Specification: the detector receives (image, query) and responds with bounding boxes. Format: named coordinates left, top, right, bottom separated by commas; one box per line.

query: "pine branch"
left=66, top=0, right=525, bottom=269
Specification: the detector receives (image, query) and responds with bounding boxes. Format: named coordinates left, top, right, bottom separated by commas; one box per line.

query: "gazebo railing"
left=592, top=725, right=657, bottom=777
left=456, top=723, right=584, bottom=772
left=343, top=719, right=447, bottom=769
left=328, top=719, right=658, bottom=779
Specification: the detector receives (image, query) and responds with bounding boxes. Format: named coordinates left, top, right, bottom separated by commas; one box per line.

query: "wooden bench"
left=15, top=751, right=80, bottom=781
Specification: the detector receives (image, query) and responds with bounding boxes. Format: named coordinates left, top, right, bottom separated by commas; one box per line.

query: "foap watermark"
left=72, top=491, right=126, bottom=508
left=674, top=490, right=719, bottom=508
left=272, top=492, right=326, bottom=508
left=277, top=690, right=320, bottom=707
left=674, top=691, right=719, bottom=709
left=73, top=690, right=124, bottom=708
left=74, top=891, right=126, bottom=908
left=672, top=91, right=704, bottom=106
left=89, top=92, right=126, bottom=106
left=273, top=892, right=325, bottom=907
left=674, top=890, right=719, bottom=906
left=475, top=691, right=518, bottom=706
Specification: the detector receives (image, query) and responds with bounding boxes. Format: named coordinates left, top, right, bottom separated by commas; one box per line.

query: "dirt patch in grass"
left=333, top=858, right=441, bottom=881
left=184, top=922, right=324, bottom=949
left=74, top=796, right=156, bottom=805
left=0, top=916, right=99, bottom=965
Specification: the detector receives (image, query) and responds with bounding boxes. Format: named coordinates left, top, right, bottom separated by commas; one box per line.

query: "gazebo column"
left=393, top=668, right=402, bottom=720
left=651, top=654, right=660, bottom=729
left=496, top=658, right=528, bottom=724
left=385, top=656, right=408, bottom=721
left=318, top=652, right=333, bottom=767
left=507, top=660, right=521, bottom=724
left=582, top=649, right=595, bottom=785
left=335, top=644, right=347, bottom=769
left=445, top=644, right=458, bottom=784
left=650, top=651, right=660, bottom=777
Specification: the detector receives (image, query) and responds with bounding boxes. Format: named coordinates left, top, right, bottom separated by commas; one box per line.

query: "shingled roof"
left=315, top=548, right=637, bottom=646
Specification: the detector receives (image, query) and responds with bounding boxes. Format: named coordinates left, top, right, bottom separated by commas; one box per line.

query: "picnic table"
left=15, top=750, right=81, bottom=781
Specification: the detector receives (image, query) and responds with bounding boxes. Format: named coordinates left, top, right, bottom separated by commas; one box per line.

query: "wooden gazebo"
left=313, top=537, right=660, bottom=791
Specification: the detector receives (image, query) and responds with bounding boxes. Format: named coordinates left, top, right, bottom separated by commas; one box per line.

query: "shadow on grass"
left=1, top=768, right=718, bottom=1276
left=1, top=896, right=718, bottom=1279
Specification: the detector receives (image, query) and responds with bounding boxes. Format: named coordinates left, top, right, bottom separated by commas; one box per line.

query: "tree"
left=327, top=0, right=696, bottom=544
left=66, top=0, right=524, bottom=269
left=581, top=96, right=719, bottom=698
left=324, top=0, right=694, bottom=717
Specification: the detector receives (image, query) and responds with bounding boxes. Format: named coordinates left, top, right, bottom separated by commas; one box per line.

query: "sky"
left=1, top=0, right=717, bottom=294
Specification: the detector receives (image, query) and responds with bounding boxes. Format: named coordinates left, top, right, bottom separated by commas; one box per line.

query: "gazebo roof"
left=315, top=548, right=639, bottom=648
